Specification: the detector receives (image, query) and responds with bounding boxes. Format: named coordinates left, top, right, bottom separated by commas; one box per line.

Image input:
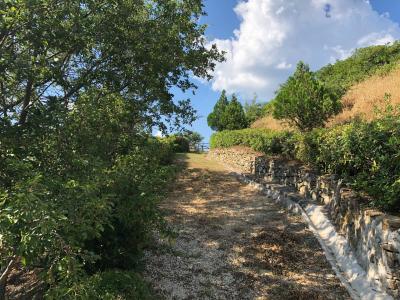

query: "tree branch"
left=18, top=78, right=34, bottom=125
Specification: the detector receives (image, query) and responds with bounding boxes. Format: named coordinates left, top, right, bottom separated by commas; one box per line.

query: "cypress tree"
left=207, top=90, right=229, bottom=131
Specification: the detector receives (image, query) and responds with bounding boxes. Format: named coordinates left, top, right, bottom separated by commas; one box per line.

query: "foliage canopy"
left=0, top=0, right=223, bottom=297
left=0, top=0, right=223, bottom=129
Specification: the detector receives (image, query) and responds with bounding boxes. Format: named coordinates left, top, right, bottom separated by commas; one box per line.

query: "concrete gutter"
left=235, top=173, right=393, bottom=300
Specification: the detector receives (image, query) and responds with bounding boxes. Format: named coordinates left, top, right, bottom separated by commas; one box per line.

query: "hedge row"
left=301, top=118, right=400, bottom=212
left=210, top=128, right=295, bottom=156
left=210, top=117, right=400, bottom=212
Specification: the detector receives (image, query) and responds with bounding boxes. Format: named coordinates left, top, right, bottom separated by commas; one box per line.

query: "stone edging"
left=236, top=173, right=391, bottom=300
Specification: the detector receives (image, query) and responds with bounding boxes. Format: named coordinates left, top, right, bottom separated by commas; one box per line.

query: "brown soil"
left=143, top=154, right=350, bottom=300
left=6, top=265, right=44, bottom=300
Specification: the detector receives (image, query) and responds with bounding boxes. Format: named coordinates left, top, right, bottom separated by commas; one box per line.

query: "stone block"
left=383, top=215, right=400, bottom=231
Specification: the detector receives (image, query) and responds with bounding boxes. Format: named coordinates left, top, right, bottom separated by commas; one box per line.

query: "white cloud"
left=357, top=32, right=396, bottom=46
left=276, top=61, right=292, bottom=69
left=210, top=0, right=400, bottom=100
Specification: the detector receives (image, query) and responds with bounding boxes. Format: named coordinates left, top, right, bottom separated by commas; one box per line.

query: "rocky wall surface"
left=208, top=146, right=264, bottom=174
left=209, top=147, right=400, bottom=298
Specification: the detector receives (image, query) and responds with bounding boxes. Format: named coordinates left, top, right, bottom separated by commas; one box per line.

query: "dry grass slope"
left=251, top=115, right=291, bottom=131
left=327, top=66, right=400, bottom=126
left=251, top=66, right=400, bottom=130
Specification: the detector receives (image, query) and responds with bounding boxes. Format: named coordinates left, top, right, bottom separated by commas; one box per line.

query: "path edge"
left=217, top=162, right=393, bottom=300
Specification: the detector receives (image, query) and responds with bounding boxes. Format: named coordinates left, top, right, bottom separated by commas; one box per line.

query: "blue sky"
left=174, top=0, right=400, bottom=142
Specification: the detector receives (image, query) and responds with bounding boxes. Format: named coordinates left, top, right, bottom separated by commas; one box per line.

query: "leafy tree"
left=208, top=92, right=248, bottom=131
left=0, top=0, right=224, bottom=297
left=273, top=61, right=341, bottom=131
left=184, top=131, right=203, bottom=150
left=221, top=94, right=248, bottom=130
left=244, top=96, right=265, bottom=124
left=0, top=0, right=223, bottom=129
left=207, top=90, right=229, bottom=131
left=0, top=93, right=177, bottom=297
left=162, top=134, right=190, bottom=153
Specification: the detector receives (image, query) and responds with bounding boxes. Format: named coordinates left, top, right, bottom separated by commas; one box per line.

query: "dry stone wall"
left=210, top=147, right=400, bottom=298
left=208, top=146, right=265, bottom=174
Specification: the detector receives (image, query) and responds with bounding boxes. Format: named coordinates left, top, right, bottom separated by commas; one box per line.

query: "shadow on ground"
left=144, top=153, right=350, bottom=300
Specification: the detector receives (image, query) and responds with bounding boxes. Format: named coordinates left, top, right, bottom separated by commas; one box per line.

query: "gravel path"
left=143, top=154, right=350, bottom=300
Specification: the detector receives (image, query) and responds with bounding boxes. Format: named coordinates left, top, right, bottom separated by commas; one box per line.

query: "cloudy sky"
left=177, top=0, right=400, bottom=140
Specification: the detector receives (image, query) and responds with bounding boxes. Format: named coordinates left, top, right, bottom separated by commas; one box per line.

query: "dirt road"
left=143, top=153, right=350, bottom=300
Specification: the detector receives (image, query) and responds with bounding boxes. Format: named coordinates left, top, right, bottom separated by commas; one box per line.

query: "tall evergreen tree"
left=273, top=61, right=341, bottom=131
left=221, top=94, right=248, bottom=130
left=207, top=90, right=229, bottom=131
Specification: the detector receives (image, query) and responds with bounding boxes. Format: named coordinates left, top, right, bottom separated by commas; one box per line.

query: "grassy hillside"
left=327, top=66, right=400, bottom=126
left=251, top=115, right=289, bottom=131
left=316, top=42, right=400, bottom=92
left=252, top=42, right=400, bottom=130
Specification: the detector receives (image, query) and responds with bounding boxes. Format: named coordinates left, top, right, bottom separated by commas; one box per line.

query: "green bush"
left=86, top=148, right=176, bottom=271
left=273, top=62, right=342, bottom=131
left=298, top=116, right=400, bottom=211
left=47, top=270, right=153, bottom=299
left=210, top=128, right=295, bottom=156
left=210, top=116, right=400, bottom=212
left=0, top=94, right=176, bottom=296
left=161, top=135, right=190, bottom=153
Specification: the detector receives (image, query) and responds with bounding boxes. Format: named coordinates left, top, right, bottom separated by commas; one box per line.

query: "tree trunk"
left=0, top=259, right=15, bottom=300
left=19, top=79, right=33, bottom=125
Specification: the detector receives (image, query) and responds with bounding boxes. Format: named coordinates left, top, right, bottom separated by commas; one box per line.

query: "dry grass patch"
left=251, top=115, right=291, bottom=131
left=250, top=66, right=400, bottom=130
left=328, top=66, right=400, bottom=126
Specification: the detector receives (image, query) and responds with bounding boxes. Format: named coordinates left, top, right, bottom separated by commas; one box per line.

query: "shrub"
left=299, top=117, right=400, bottom=211
left=211, top=115, right=400, bottom=212
left=184, top=131, right=204, bottom=150
left=0, top=94, right=176, bottom=296
left=210, top=128, right=295, bottom=157
left=161, top=135, right=190, bottom=153
left=273, top=62, right=342, bottom=131
left=47, top=270, right=153, bottom=299
left=86, top=148, right=176, bottom=271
